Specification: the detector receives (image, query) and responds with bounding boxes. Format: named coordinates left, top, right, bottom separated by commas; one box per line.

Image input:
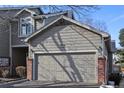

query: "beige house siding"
left=35, top=19, right=44, bottom=31
left=28, top=24, right=102, bottom=83
left=30, top=24, right=102, bottom=57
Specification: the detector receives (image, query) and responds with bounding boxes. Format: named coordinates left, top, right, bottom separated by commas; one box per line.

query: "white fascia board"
left=62, top=16, right=102, bottom=36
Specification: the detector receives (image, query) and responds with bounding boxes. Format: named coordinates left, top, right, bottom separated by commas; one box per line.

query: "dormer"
left=19, top=17, right=34, bottom=37
left=14, top=8, right=37, bottom=37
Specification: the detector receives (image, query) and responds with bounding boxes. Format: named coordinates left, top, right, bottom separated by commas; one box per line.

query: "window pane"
left=26, top=23, right=32, bottom=35
left=22, top=24, right=27, bottom=36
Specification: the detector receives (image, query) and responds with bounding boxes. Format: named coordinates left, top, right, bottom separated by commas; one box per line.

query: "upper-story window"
left=19, top=17, right=33, bottom=37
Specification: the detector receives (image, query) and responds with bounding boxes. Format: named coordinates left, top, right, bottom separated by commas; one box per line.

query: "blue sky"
left=90, top=5, right=124, bottom=48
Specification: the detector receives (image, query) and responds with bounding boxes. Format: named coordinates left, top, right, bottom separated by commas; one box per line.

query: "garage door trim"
left=33, top=50, right=97, bottom=55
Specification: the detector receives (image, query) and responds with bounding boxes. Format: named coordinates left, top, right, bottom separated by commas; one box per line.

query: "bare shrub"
left=2, top=69, right=9, bottom=78
left=0, top=68, right=10, bottom=78
left=16, top=66, right=26, bottom=78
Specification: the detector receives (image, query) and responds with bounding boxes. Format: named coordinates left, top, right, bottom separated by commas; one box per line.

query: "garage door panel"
left=36, top=53, right=97, bottom=83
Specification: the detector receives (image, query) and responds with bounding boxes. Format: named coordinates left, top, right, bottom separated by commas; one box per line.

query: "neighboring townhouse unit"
left=0, top=6, right=115, bottom=84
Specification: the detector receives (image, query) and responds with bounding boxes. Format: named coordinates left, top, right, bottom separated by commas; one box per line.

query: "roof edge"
left=25, top=15, right=109, bottom=42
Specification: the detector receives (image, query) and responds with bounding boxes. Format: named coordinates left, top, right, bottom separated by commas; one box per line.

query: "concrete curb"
left=12, top=81, right=100, bottom=88
left=0, top=79, right=28, bottom=88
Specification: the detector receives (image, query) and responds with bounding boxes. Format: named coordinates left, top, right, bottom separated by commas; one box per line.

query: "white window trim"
left=18, top=17, right=34, bottom=37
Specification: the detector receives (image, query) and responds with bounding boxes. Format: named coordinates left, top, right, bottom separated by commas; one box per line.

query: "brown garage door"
left=35, top=52, right=97, bottom=83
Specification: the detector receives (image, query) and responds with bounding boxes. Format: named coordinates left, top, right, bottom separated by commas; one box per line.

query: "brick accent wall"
left=98, top=56, right=106, bottom=84
left=27, top=58, right=33, bottom=80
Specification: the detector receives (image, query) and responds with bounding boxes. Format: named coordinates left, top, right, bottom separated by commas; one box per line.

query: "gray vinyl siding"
left=0, top=32, right=9, bottom=57
left=0, top=9, right=20, bottom=57
left=16, top=11, right=31, bottom=18
left=30, top=25, right=102, bottom=56
left=11, top=21, right=26, bottom=46
left=0, top=9, right=19, bottom=18
left=0, top=20, right=9, bottom=57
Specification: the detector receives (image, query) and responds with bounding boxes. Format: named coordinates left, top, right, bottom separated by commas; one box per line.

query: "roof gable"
left=25, top=15, right=108, bottom=42
left=0, top=7, right=43, bottom=19
left=14, top=8, right=37, bottom=17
